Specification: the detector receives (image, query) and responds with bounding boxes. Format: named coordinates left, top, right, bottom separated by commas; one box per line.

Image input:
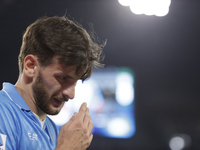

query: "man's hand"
left=55, top=102, right=93, bottom=150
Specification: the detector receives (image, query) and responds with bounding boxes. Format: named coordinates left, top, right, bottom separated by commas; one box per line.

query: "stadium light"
left=118, top=0, right=171, bottom=17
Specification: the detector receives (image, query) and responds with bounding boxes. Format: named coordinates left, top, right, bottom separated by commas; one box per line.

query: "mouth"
left=52, top=98, right=66, bottom=107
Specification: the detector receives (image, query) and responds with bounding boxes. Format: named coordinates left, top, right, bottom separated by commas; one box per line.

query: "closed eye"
left=60, top=76, right=67, bottom=80
left=55, top=74, right=77, bottom=85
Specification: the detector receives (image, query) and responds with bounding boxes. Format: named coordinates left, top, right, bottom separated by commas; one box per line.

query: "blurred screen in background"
left=49, top=67, right=135, bottom=139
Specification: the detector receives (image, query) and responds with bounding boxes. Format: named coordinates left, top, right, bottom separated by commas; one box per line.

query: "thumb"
left=73, top=112, right=77, bottom=117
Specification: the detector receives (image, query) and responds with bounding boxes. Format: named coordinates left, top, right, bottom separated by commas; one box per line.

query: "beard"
left=32, top=71, right=63, bottom=115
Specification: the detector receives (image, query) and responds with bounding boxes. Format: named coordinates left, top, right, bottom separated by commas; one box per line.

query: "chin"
left=46, top=102, right=64, bottom=115
left=47, top=107, right=62, bottom=115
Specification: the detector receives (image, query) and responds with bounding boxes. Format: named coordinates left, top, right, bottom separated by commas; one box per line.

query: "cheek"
left=43, top=78, right=61, bottom=95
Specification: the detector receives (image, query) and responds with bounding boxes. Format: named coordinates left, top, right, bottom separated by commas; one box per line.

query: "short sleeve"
left=0, top=101, right=18, bottom=150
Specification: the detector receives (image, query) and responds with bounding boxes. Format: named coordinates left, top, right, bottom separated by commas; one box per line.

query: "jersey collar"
left=2, top=82, right=31, bottom=111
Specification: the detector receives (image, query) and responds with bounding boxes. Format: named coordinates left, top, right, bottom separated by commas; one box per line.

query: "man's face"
left=32, top=57, right=80, bottom=115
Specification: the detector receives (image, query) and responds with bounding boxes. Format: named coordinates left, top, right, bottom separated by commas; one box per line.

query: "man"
left=0, top=16, right=104, bottom=150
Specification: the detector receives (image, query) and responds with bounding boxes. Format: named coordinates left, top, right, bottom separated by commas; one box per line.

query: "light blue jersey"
left=0, top=83, right=59, bottom=150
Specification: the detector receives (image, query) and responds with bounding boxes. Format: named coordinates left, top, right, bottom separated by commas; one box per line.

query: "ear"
left=23, top=55, right=39, bottom=78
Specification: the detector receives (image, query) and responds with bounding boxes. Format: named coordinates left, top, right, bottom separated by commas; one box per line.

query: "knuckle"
left=86, top=134, right=93, bottom=147
left=86, top=141, right=91, bottom=147
left=82, top=127, right=88, bottom=134
left=85, top=113, right=90, bottom=119
left=75, top=121, right=83, bottom=128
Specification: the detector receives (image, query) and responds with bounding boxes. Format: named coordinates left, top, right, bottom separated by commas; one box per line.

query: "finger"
left=76, top=102, right=87, bottom=121
left=83, top=107, right=93, bottom=133
left=83, top=107, right=90, bottom=127
left=89, top=133, right=93, bottom=143
left=83, top=133, right=93, bottom=149
left=88, top=118, right=93, bottom=133
left=82, top=107, right=93, bottom=133
left=88, top=133, right=93, bottom=146
left=73, top=112, right=77, bottom=117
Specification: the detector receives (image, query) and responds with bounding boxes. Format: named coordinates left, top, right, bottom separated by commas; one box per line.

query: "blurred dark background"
left=0, top=0, right=200, bottom=149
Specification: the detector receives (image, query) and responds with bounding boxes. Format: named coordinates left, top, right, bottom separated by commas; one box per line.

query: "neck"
left=15, top=76, right=47, bottom=120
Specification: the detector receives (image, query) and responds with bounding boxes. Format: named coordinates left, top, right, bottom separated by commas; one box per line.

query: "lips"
left=52, top=98, right=65, bottom=107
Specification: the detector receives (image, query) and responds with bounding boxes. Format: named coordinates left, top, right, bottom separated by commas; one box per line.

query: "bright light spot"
left=118, top=0, right=131, bottom=6
left=116, top=72, right=133, bottom=84
left=116, top=82, right=134, bottom=106
left=155, top=7, right=169, bottom=17
left=130, top=1, right=143, bottom=15
left=169, top=134, right=191, bottom=150
left=107, top=118, right=131, bottom=137
left=115, top=72, right=134, bottom=106
left=119, top=0, right=171, bottom=17
left=169, top=136, right=185, bottom=150
left=73, top=80, right=94, bottom=111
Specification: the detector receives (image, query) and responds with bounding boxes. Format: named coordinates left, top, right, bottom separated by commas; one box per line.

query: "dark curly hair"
left=18, top=16, right=105, bottom=81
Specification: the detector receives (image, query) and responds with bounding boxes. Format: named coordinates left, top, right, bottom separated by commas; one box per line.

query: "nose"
left=62, top=84, right=75, bottom=100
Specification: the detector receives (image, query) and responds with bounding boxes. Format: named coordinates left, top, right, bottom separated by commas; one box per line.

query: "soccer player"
left=0, top=16, right=104, bottom=150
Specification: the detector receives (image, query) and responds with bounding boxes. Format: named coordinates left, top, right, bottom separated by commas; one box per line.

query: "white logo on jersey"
left=0, top=134, right=7, bottom=150
left=28, top=133, right=38, bottom=141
